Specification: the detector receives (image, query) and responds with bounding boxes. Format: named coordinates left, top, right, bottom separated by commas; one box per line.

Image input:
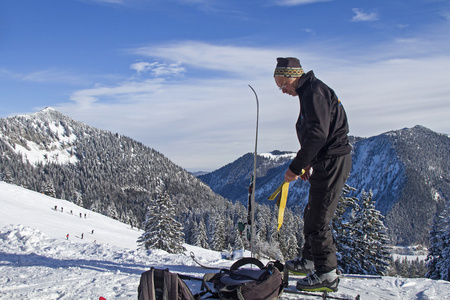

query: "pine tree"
left=353, top=190, right=391, bottom=275
left=333, top=184, right=359, bottom=271
left=74, top=191, right=83, bottom=206
left=426, top=214, right=444, bottom=279
left=211, top=215, right=226, bottom=251
left=193, top=218, right=209, bottom=249
left=426, top=206, right=450, bottom=281
left=43, top=182, right=56, bottom=198
left=277, top=209, right=299, bottom=261
left=137, top=181, right=186, bottom=254
left=2, top=170, right=14, bottom=184
left=233, top=227, right=244, bottom=250
left=334, top=188, right=390, bottom=275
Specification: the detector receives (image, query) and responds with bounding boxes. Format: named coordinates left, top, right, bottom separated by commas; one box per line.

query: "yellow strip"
left=268, top=181, right=290, bottom=231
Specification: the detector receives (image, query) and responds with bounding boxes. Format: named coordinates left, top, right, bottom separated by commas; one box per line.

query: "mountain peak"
left=33, top=107, right=66, bottom=119
left=41, top=106, right=56, bottom=112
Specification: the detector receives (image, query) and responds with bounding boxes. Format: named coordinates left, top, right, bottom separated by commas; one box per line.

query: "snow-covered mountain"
left=198, top=126, right=450, bottom=246
left=0, top=107, right=231, bottom=228
left=1, top=108, right=448, bottom=247
left=1, top=181, right=450, bottom=299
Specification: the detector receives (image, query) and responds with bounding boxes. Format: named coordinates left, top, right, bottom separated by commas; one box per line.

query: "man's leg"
left=304, top=154, right=351, bottom=273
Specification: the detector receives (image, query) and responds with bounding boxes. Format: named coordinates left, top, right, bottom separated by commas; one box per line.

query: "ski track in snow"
left=1, top=181, right=450, bottom=300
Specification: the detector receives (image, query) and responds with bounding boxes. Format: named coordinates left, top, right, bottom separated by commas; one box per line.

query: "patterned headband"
left=274, top=67, right=305, bottom=78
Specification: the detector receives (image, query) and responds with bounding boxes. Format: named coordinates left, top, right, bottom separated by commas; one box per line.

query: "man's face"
left=275, top=76, right=298, bottom=97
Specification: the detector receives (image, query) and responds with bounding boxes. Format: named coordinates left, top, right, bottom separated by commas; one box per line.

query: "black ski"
left=189, top=251, right=233, bottom=270
left=288, top=272, right=382, bottom=280
left=283, top=288, right=360, bottom=300
left=338, top=274, right=382, bottom=279
left=190, top=251, right=223, bottom=270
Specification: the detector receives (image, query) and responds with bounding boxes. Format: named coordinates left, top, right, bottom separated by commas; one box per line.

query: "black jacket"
left=289, top=71, right=352, bottom=175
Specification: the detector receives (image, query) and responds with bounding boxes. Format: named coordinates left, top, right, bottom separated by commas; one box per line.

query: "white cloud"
left=130, top=62, right=153, bottom=74
left=1, top=68, right=91, bottom=86
left=441, top=10, right=450, bottom=20
left=130, top=61, right=186, bottom=77
left=130, top=41, right=280, bottom=77
left=57, top=32, right=450, bottom=170
left=351, top=8, right=379, bottom=22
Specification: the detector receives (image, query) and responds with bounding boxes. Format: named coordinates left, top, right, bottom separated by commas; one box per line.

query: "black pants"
left=301, top=153, right=352, bottom=273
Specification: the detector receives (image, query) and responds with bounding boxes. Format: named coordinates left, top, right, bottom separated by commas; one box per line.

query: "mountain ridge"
left=199, top=125, right=450, bottom=245
left=0, top=107, right=230, bottom=229
left=1, top=108, right=448, bottom=246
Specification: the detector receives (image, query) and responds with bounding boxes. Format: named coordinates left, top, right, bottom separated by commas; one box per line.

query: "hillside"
left=1, top=181, right=450, bottom=299
left=0, top=107, right=231, bottom=228
left=198, top=126, right=450, bottom=245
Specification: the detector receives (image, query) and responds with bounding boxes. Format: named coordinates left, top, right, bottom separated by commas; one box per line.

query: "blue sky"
left=1, top=0, right=449, bottom=171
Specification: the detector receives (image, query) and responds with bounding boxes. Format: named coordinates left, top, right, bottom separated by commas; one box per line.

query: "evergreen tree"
left=43, top=182, right=56, bottom=198
left=193, top=218, right=209, bottom=249
left=74, top=191, right=83, bottom=206
left=426, top=206, right=450, bottom=281
left=277, top=209, right=299, bottom=260
left=2, top=170, right=14, bottom=184
left=233, top=227, right=244, bottom=250
left=211, top=215, right=226, bottom=251
left=353, top=190, right=391, bottom=275
left=390, top=257, right=427, bottom=278
left=137, top=180, right=186, bottom=254
left=334, top=188, right=390, bottom=275
left=333, top=184, right=359, bottom=271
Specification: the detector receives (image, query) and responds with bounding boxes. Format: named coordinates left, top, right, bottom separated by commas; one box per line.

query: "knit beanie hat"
left=274, top=57, right=304, bottom=77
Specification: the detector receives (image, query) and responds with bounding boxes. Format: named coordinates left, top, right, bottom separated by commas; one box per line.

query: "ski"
left=283, top=288, right=360, bottom=300
left=338, top=274, right=382, bottom=279
left=248, top=84, right=259, bottom=258
left=189, top=251, right=230, bottom=270
left=288, top=272, right=382, bottom=280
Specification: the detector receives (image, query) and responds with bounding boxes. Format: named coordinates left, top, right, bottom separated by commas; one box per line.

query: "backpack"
left=138, top=267, right=199, bottom=300
left=137, top=258, right=284, bottom=300
left=201, top=257, right=284, bottom=300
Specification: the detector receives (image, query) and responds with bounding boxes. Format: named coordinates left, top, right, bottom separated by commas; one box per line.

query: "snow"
left=259, top=152, right=296, bottom=160
left=7, top=107, right=79, bottom=166
left=1, top=181, right=450, bottom=299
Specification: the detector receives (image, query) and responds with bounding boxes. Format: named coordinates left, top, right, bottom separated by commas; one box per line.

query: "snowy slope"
left=1, top=182, right=450, bottom=300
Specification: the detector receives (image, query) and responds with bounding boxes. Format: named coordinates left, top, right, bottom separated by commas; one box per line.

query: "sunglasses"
left=278, top=80, right=288, bottom=91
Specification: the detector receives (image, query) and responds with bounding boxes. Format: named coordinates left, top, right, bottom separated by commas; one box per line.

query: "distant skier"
left=66, top=233, right=69, bottom=240
left=55, top=205, right=57, bottom=211
left=91, top=229, right=94, bottom=234
left=81, top=233, right=84, bottom=239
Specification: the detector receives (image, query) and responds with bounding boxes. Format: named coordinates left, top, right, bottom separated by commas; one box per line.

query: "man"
left=274, top=57, right=352, bottom=292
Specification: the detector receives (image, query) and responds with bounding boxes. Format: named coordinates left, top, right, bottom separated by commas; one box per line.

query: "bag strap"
left=229, top=257, right=265, bottom=271
left=201, top=273, right=223, bottom=298
left=138, top=268, right=156, bottom=300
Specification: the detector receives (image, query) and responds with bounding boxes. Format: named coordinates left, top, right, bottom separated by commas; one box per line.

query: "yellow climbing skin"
left=268, top=169, right=305, bottom=231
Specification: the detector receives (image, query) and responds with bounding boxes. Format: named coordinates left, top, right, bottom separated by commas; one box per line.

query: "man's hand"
left=300, top=166, right=312, bottom=181
left=284, top=168, right=299, bottom=182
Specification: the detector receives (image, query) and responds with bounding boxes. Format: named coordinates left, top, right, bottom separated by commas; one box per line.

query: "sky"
left=1, top=0, right=449, bottom=171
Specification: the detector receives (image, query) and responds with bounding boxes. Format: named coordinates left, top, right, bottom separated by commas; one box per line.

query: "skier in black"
left=274, top=57, right=352, bottom=292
